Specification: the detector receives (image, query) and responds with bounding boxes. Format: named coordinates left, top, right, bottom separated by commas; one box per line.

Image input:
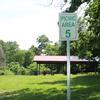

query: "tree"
left=23, top=51, right=32, bottom=67
left=5, top=41, right=19, bottom=64
left=44, top=43, right=59, bottom=55
left=0, top=40, right=6, bottom=52
left=71, top=0, right=100, bottom=73
left=83, top=0, right=100, bottom=60
left=77, top=0, right=100, bottom=60
left=59, top=0, right=91, bottom=56
left=15, top=50, right=26, bottom=66
left=0, top=40, right=6, bottom=66
left=59, top=41, right=66, bottom=55
left=37, top=35, right=49, bottom=55
left=68, top=0, right=91, bottom=12
left=0, top=46, right=6, bottom=67
left=29, top=45, right=37, bottom=55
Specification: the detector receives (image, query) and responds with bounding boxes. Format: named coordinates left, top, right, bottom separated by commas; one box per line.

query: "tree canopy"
left=37, top=35, right=49, bottom=55
left=84, top=0, right=100, bottom=59
left=0, top=0, right=100, bottom=74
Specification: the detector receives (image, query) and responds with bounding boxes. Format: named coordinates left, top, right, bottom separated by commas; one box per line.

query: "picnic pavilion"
left=33, top=55, right=97, bottom=74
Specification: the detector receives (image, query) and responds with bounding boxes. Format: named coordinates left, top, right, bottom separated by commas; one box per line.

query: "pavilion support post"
left=36, top=63, right=39, bottom=75
left=39, top=64, right=40, bottom=75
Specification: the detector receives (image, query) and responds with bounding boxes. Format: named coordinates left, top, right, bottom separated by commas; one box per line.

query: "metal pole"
left=67, top=38, right=71, bottom=100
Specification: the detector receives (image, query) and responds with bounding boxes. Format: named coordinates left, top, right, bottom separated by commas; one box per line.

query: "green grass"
left=0, top=74, right=100, bottom=100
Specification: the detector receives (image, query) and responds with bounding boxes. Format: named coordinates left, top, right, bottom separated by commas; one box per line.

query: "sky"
left=0, top=0, right=88, bottom=50
left=0, top=0, right=64, bottom=50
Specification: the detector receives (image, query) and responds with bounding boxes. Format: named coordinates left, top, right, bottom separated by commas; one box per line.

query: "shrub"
left=3, top=69, right=14, bottom=75
left=7, top=62, right=21, bottom=75
left=7, top=62, right=29, bottom=75
left=0, top=70, right=4, bottom=75
left=20, top=67, right=30, bottom=75
left=27, top=63, right=37, bottom=75
left=0, top=67, right=14, bottom=75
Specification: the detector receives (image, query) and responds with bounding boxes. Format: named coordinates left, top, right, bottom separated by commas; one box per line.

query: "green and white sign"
left=59, top=12, right=78, bottom=41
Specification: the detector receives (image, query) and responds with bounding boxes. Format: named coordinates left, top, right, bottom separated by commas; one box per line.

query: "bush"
left=7, top=62, right=29, bottom=75
left=41, top=66, right=50, bottom=75
left=0, top=63, right=31, bottom=75
left=20, top=67, right=30, bottom=75
left=0, top=70, right=4, bottom=75
left=27, top=63, right=37, bottom=75
left=3, top=69, right=14, bottom=75
left=7, top=62, right=21, bottom=75
left=0, top=67, right=14, bottom=75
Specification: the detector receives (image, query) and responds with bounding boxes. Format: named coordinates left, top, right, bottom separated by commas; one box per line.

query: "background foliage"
left=0, top=0, right=100, bottom=75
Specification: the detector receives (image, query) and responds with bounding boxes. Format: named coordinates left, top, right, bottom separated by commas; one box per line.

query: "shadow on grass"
left=31, top=79, right=67, bottom=86
left=0, top=74, right=100, bottom=100
left=0, top=88, right=66, bottom=100
left=71, top=74, right=100, bottom=100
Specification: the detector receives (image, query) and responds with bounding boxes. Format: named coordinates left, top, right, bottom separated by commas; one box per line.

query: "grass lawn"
left=0, top=74, right=100, bottom=100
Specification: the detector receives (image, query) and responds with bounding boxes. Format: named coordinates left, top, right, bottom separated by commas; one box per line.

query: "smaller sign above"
left=59, top=12, right=78, bottom=41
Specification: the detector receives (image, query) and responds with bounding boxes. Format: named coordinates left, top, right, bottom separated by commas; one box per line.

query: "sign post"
left=59, top=12, right=78, bottom=100
left=66, top=37, right=71, bottom=100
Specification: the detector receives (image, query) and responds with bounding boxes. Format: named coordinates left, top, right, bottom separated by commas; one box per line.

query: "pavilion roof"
left=33, top=55, right=91, bottom=64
